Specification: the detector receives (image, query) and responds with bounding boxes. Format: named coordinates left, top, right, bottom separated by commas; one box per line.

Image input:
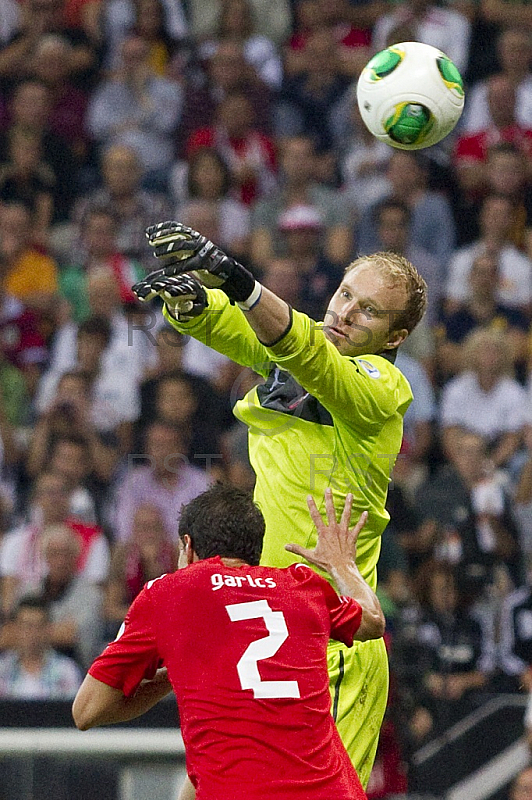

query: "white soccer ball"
left=356, top=41, right=465, bottom=150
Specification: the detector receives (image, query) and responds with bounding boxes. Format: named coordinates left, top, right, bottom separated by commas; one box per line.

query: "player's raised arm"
left=131, top=223, right=273, bottom=375
left=135, top=223, right=426, bottom=425
left=286, top=489, right=385, bottom=641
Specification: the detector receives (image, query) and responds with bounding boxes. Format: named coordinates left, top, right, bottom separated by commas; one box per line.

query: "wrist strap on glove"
left=237, top=280, right=263, bottom=311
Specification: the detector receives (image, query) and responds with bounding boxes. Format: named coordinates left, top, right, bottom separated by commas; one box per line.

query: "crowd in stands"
left=1, top=0, right=532, bottom=794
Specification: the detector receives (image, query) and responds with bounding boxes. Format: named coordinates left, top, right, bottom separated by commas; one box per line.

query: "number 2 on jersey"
left=226, top=599, right=301, bottom=699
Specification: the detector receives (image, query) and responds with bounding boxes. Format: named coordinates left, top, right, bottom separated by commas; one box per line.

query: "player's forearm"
left=73, top=671, right=172, bottom=730
left=244, top=286, right=292, bottom=346
left=329, top=562, right=385, bottom=641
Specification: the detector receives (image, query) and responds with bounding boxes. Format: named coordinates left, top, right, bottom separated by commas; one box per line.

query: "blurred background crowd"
left=1, top=0, right=532, bottom=794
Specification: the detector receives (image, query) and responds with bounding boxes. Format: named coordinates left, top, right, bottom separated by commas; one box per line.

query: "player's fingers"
left=340, top=493, right=354, bottom=530
left=350, top=511, right=368, bottom=543
left=324, top=487, right=337, bottom=527
left=284, top=543, right=314, bottom=560
left=145, top=221, right=182, bottom=239
left=306, top=494, right=324, bottom=530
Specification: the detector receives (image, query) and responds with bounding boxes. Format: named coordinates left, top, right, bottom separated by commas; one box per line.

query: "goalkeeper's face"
left=323, top=263, right=408, bottom=357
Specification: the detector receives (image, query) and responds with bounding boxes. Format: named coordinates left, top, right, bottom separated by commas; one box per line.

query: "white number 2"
left=226, top=599, right=301, bottom=699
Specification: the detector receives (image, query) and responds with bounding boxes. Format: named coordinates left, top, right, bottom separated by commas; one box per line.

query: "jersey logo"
left=357, top=359, right=381, bottom=379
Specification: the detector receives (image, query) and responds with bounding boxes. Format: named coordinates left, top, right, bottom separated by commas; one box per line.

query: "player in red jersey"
left=73, top=485, right=384, bottom=800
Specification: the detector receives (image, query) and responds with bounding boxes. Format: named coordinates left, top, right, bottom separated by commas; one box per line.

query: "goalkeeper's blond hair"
left=345, top=252, right=428, bottom=335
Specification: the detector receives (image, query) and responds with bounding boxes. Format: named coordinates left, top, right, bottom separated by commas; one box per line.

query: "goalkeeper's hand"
left=132, top=272, right=208, bottom=321
left=145, top=221, right=262, bottom=309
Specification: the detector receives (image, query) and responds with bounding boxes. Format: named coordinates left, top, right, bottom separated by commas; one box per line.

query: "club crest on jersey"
left=357, top=359, right=381, bottom=379
left=211, top=573, right=277, bottom=591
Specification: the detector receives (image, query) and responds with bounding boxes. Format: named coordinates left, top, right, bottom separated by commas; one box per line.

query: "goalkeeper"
left=132, top=222, right=427, bottom=787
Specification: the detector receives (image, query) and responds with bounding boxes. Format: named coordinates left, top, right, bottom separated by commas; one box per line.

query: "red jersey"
left=89, top=557, right=366, bottom=800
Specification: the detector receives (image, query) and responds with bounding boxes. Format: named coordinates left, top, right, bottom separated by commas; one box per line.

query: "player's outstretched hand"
left=132, top=271, right=208, bottom=321
left=285, top=488, right=367, bottom=573
left=145, top=221, right=258, bottom=306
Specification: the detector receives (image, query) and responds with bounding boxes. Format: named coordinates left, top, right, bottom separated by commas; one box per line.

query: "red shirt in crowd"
left=455, top=125, right=532, bottom=163
left=89, top=557, right=366, bottom=800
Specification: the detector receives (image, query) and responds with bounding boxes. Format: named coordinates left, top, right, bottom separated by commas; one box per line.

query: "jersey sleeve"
left=163, top=289, right=272, bottom=378
left=264, top=309, right=412, bottom=429
left=88, top=587, right=160, bottom=697
left=292, top=565, right=362, bottom=646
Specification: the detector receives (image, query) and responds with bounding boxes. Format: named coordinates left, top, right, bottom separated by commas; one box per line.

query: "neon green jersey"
left=164, top=290, right=412, bottom=592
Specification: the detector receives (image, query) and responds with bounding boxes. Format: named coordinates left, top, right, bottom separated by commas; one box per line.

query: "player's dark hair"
left=373, top=198, right=412, bottom=226
left=179, top=483, right=265, bottom=566
left=187, top=147, right=231, bottom=199
left=14, top=594, right=50, bottom=621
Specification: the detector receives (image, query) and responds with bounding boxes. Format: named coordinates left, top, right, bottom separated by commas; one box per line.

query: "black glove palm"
left=145, top=221, right=257, bottom=304
left=132, top=272, right=208, bottom=321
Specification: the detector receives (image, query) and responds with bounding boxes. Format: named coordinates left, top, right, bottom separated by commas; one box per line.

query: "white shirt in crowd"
left=372, top=5, right=471, bottom=75
left=446, top=243, right=532, bottom=308
left=440, top=372, right=529, bottom=442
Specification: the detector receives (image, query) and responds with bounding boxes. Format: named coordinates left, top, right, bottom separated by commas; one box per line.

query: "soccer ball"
left=356, top=41, right=465, bottom=150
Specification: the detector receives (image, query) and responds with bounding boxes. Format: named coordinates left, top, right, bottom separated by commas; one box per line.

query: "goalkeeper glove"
left=132, top=272, right=208, bottom=321
left=145, top=221, right=262, bottom=310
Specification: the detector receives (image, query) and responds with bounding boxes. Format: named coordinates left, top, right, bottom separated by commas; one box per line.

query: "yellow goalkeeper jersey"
left=164, top=290, right=413, bottom=592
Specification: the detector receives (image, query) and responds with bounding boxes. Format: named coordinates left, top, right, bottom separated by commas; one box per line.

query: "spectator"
left=0, top=249, right=48, bottom=396
left=46, top=267, right=156, bottom=395
left=102, top=0, right=188, bottom=71
left=0, top=524, right=103, bottom=667
left=463, top=29, right=532, bottom=133
left=0, top=470, right=110, bottom=616
left=372, top=0, right=471, bottom=75
left=277, top=29, right=352, bottom=150
left=59, top=207, right=144, bottom=323
left=270, top=204, right=343, bottom=321
left=30, top=34, right=89, bottom=161
left=0, top=595, right=82, bottom=699
left=111, top=420, right=209, bottom=543
left=87, top=33, right=183, bottom=188
left=187, top=0, right=292, bottom=47
left=70, top=144, right=171, bottom=270
left=104, top=503, right=177, bottom=635
left=484, top=144, right=532, bottom=254
left=178, top=40, right=273, bottom=154
left=142, top=323, right=233, bottom=399
left=0, top=79, right=78, bottom=222
left=172, top=148, right=250, bottom=260
left=138, top=370, right=229, bottom=472
left=200, top=0, right=283, bottom=90
left=436, top=251, right=530, bottom=381
left=454, top=77, right=532, bottom=201
left=36, top=315, right=141, bottom=452
left=0, top=0, right=97, bottom=88
left=285, top=0, right=371, bottom=80
left=405, top=430, right=521, bottom=584
left=394, top=562, right=492, bottom=740
left=0, top=128, right=55, bottom=245
left=251, top=134, right=352, bottom=268
left=357, top=151, right=456, bottom=271
left=26, top=370, right=119, bottom=484
left=440, top=328, right=528, bottom=467
left=187, top=91, right=277, bottom=206
left=0, top=201, right=58, bottom=315
left=48, top=435, right=102, bottom=524
left=446, top=194, right=532, bottom=313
